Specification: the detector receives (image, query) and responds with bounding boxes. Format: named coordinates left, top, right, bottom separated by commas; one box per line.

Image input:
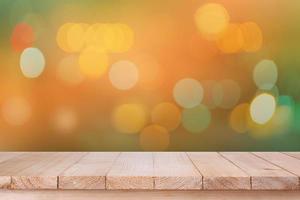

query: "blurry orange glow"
left=57, top=55, right=84, bottom=86
left=139, top=124, right=169, bottom=151
left=188, top=34, right=219, bottom=63
left=109, top=60, right=138, bottom=90
left=195, top=3, right=230, bottom=40
left=132, top=54, right=163, bottom=90
left=173, top=78, right=203, bottom=108
left=79, top=46, right=109, bottom=78
left=11, top=23, right=35, bottom=52
left=151, top=102, right=181, bottom=131
left=52, top=108, right=78, bottom=134
left=112, top=104, right=148, bottom=134
left=2, top=97, right=31, bottom=126
left=229, top=103, right=250, bottom=133
left=240, top=22, right=263, bottom=52
left=217, top=23, right=244, bottom=54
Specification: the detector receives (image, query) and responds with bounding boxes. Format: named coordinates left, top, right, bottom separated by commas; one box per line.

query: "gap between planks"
left=0, top=152, right=300, bottom=190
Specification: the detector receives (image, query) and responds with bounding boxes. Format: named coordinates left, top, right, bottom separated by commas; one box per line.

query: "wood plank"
left=59, top=152, right=119, bottom=189
left=0, top=152, right=24, bottom=188
left=285, top=152, right=300, bottom=161
left=221, top=152, right=298, bottom=190
left=106, top=152, right=154, bottom=190
left=10, top=152, right=86, bottom=189
left=254, top=152, right=300, bottom=178
left=1, top=190, right=300, bottom=200
left=0, top=153, right=56, bottom=189
left=153, top=152, right=202, bottom=190
left=188, top=152, right=250, bottom=190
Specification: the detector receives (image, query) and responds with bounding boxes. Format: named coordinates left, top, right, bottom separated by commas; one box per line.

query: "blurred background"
left=0, top=0, right=300, bottom=151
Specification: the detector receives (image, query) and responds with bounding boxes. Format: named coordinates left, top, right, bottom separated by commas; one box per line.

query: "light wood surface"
left=153, top=152, right=202, bottom=190
left=8, top=153, right=86, bottom=189
left=188, top=152, right=250, bottom=190
left=0, top=152, right=299, bottom=191
left=59, top=152, right=119, bottom=189
left=254, top=152, right=300, bottom=179
left=221, top=152, right=298, bottom=190
left=106, top=152, right=154, bottom=190
left=1, top=190, right=300, bottom=200
left=0, top=152, right=23, bottom=188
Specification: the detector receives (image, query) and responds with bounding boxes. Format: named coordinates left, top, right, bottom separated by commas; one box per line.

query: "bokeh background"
left=0, top=0, right=300, bottom=151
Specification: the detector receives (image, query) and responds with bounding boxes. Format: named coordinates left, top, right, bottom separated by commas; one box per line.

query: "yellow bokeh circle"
left=151, top=102, right=181, bottom=131
left=217, top=23, right=244, bottom=54
left=112, top=104, right=148, bottom=134
left=195, top=3, right=230, bottom=39
left=240, top=22, right=263, bottom=52
left=79, top=46, right=109, bottom=78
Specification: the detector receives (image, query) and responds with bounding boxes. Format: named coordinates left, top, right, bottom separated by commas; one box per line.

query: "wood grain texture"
left=10, top=152, right=86, bottom=189
left=221, top=152, right=298, bottom=190
left=106, top=152, right=154, bottom=190
left=153, top=152, right=202, bottom=190
left=1, top=190, right=300, bottom=200
left=255, top=152, right=300, bottom=178
left=59, top=152, right=119, bottom=189
left=188, top=152, right=250, bottom=190
left=0, top=152, right=23, bottom=188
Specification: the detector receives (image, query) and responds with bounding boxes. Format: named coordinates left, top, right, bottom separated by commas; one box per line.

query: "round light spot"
left=139, top=124, right=169, bottom=151
left=253, top=59, right=278, bottom=90
left=79, top=46, right=109, bottom=78
left=2, top=97, right=31, bottom=126
left=218, top=80, right=241, bottom=109
left=20, top=47, right=45, bottom=78
left=56, top=23, right=74, bottom=52
left=182, top=105, right=211, bottom=133
left=53, top=108, right=78, bottom=134
left=151, top=102, right=181, bottom=131
left=101, top=23, right=134, bottom=53
left=57, top=55, right=84, bottom=86
left=195, top=3, right=230, bottom=39
left=217, top=23, right=244, bottom=54
left=11, top=23, right=35, bottom=52
left=112, top=104, right=147, bottom=134
left=240, top=22, right=263, bottom=52
left=133, top=54, right=163, bottom=90
left=229, top=103, right=250, bottom=133
left=109, top=60, right=138, bottom=90
left=116, top=23, right=135, bottom=52
left=249, top=104, right=292, bottom=139
left=173, top=78, right=203, bottom=108
left=66, top=23, right=88, bottom=52
left=250, top=93, right=276, bottom=124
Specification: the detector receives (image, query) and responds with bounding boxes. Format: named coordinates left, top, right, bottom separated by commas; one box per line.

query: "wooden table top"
left=0, top=152, right=299, bottom=190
